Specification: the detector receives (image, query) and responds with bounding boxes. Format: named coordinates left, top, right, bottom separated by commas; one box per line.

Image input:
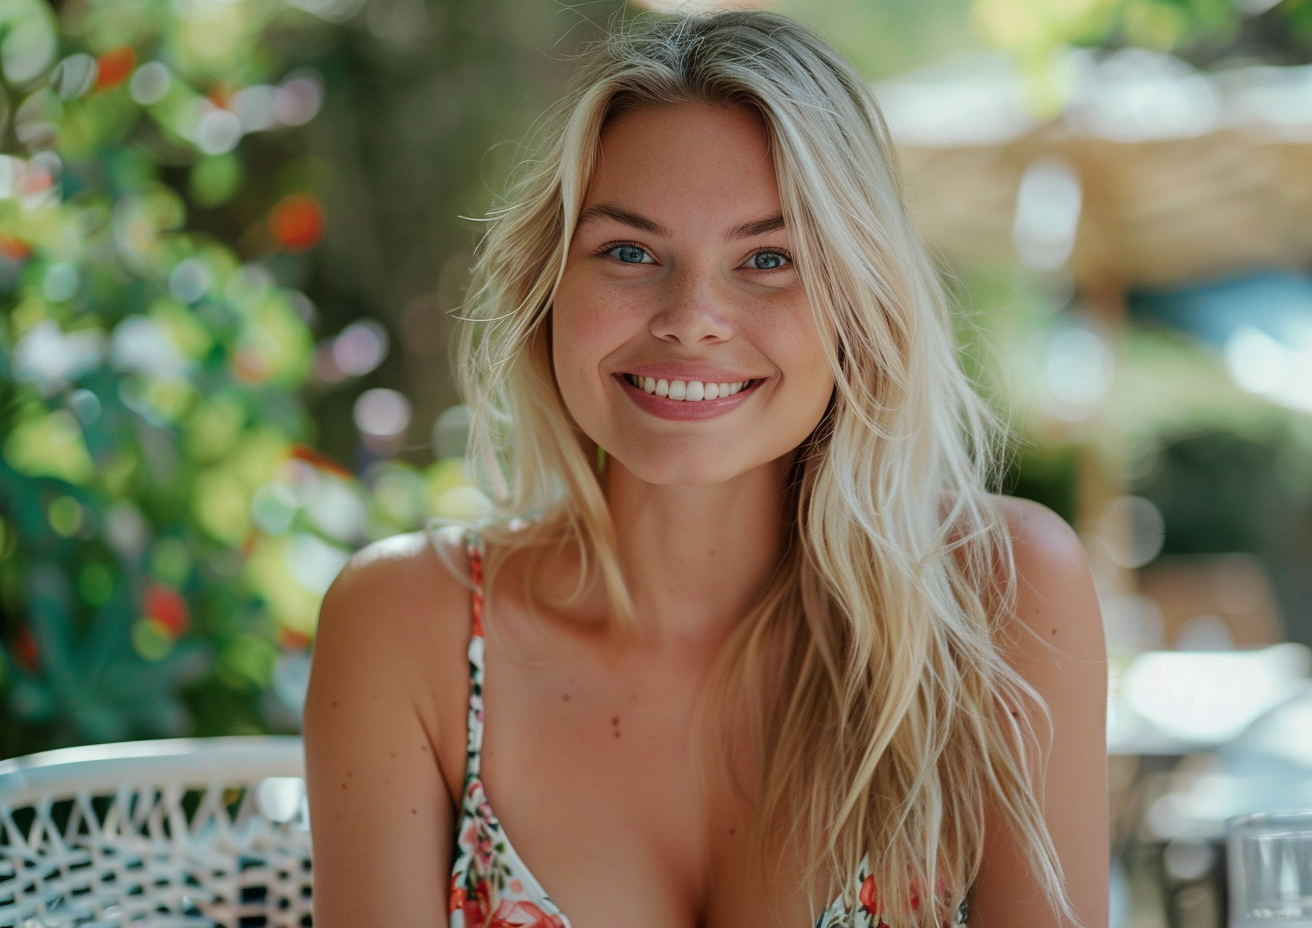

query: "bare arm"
left=303, top=532, right=471, bottom=928
left=971, top=498, right=1109, bottom=928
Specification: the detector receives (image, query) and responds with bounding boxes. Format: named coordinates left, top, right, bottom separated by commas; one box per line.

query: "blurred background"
left=1, top=0, right=1311, bottom=925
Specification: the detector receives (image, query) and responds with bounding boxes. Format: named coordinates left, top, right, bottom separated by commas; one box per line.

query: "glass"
left=1228, top=811, right=1312, bottom=927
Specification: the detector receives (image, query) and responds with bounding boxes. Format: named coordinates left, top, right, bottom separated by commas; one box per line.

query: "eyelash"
left=595, top=241, right=794, bottom=268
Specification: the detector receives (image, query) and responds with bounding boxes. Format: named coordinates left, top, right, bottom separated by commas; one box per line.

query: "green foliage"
left=968, top=0, right=1305, bottom=112
left=0, top=0, right=343, bottom=751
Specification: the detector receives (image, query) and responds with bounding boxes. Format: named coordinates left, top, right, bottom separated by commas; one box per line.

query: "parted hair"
left=454, top=10, right=1071, bottom=926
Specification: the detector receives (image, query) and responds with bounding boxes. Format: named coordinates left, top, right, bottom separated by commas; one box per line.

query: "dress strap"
left=463, top=530, right=486, bottom=782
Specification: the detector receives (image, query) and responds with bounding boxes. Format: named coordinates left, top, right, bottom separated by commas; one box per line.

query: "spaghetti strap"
left=462, top=530, right=486, bottom=783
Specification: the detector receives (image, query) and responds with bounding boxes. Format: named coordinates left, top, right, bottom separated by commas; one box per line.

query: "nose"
left=648, top=268, right=733, bottom=346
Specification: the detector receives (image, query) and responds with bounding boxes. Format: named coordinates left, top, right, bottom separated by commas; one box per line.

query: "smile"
left=621, top=374, right=758, bottom=401
left=615, top=372, right=763, bottom=421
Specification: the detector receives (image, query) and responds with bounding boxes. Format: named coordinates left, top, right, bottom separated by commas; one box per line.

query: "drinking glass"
left=1228, top=811, right=1312, bottom=927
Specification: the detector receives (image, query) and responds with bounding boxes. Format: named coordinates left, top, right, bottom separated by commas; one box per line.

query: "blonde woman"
left=304, top=11, right=1108, bottom=928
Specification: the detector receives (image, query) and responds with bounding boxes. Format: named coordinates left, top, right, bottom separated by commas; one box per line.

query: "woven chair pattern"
left=0, top=738, right=311, bottom=928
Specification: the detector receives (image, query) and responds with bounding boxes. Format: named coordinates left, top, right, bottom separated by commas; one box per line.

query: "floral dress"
left=447, top=532, right=968, bottom=928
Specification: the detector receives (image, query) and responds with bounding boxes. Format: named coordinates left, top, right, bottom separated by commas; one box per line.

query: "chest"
left=441, top=635, right=819, bottom=928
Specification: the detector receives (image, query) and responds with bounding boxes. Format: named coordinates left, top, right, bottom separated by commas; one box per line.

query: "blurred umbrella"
left=882, top=49, right=1312, bottom=296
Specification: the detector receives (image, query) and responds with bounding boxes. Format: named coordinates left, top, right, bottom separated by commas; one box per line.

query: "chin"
left=609, top=445, right=781, bottom=488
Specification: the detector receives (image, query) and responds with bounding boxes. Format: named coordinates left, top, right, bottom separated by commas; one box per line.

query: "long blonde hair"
left=455, top=11, right=1070, bottom=926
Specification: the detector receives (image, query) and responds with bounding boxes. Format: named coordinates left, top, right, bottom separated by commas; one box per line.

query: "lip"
left=615, top=361, right=766, bottom=384
left=615, top=373, right=762, bottom=421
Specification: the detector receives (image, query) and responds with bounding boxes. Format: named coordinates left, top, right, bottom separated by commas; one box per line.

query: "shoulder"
left=306, top=528, right=476, bottom=734
left=322, top=526, right=474, bottom=610
left=316, top=528, right=474, bottom=655
left=302, top=529, right=473, bottom=922
left=971, top=505, right=1109, bottom=927
left=991, top=495, right=1104, bottom=662
left=993, top=495, right=1089, bottom=593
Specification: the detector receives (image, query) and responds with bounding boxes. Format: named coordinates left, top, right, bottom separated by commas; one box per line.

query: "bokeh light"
left=353, top=387, right=411, bottom=444
left=332, top=319, right=388, bottom=377
left=129, top=61, right=172, bottom=105
left=269, top=194, right=325, bottom=251
left=95, top=47, right=136, bottom=91
left=1044, top=323, right=1114, bottom=420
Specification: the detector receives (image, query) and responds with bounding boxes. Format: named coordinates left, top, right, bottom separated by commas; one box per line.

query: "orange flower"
left=145, top=584, right=188, bottom=637
left=96, top=47, right=136, bottom=91
left=269, top=194, right=324, bottom=251
left=0, top=234, right=32, bottom=261
left=278, top=627, right=313, bottom=650
left=291, top=443, right=353, bottom=480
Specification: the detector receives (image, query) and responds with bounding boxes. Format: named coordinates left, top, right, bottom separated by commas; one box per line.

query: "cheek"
left=763, top=307, right=835, bottom=412
left=550, top=276, right=631, bottom=414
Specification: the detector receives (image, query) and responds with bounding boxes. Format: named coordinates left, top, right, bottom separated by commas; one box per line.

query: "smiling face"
left=551, top=101, right=835, bottom=487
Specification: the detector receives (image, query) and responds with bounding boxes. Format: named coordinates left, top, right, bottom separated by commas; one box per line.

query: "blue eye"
left=607, top=244, right=651, bottom=264
left=749, top=250, right=790, bottom=270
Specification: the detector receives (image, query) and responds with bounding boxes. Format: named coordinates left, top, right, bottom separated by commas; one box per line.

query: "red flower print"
left=485, top=900, right=569, bottom=928
left=859, top=874, right=881, bottom=915
left=460, top=878, right=494, bottom=928
left=449, top=873, right=465, bottom=914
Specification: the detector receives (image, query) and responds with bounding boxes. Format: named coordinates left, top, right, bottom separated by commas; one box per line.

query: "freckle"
left=614, top=729, right=621, bottom=738
left=340, top=783, right=346, bottom=790
left=347, top=770, right=353, bottom=777
left=562, top=693, right=570, bottom=702
left=421, top=744, right=429, bottom=752
left=729, top=828, right=736, bottom=836
left=331, top=701, right=338, bottom=708
left=411, top=808, right=417, bottom=815
left=390, top=751, right=396, bottom=758
left=1050, top=628, right=1057, bottom=636
left=611, top=716, right=619, bottom=726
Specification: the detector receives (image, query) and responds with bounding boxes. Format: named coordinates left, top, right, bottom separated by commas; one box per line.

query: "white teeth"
left=627, top=375, right=753, bottom=401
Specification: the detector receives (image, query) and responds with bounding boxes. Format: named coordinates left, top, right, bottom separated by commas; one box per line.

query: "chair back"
left=0, top=736, right=310, bottom=927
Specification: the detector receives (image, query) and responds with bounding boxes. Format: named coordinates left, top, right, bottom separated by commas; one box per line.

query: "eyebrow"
left=728, top=214, right=786, bottom=239
left=576, top=203, right=787, bottom=241
left=576, top=204, right=668, bottom=236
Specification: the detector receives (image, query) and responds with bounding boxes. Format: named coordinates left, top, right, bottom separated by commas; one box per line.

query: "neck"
left=598, top=454, right=792, bottom=645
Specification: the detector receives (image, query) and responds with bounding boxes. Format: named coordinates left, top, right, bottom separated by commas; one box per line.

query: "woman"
left=304, top=11, right=1108, bottom=928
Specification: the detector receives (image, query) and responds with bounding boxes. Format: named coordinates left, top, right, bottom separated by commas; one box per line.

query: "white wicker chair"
left=0, top=736, right=311, bottom=928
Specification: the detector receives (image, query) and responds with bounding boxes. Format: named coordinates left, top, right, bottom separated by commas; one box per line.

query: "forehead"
left=581, top=101, right=781, bottom=227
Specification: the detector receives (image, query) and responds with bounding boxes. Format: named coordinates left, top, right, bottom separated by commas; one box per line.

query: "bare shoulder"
left=991, top=495, right=1104, bottom=664
left=319, top=527, right=474, bottom=640
left=305, top=526, right=475, bottom=750
left=302, top=528, right=475, bottom=926
left=970, top=503, right=1109, bottom=928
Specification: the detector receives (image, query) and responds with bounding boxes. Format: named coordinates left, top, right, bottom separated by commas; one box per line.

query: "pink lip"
left=616, top=361, right=765, bottom=383
left=615, top=373, right=761, bottom=421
